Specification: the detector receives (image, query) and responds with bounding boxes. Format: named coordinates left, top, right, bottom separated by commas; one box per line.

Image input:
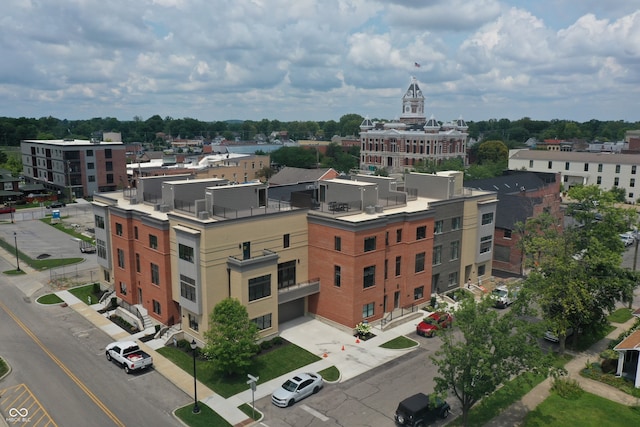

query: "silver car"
left=271, top=372, right=324, bottom=407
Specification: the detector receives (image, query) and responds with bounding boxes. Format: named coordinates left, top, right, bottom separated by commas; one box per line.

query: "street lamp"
left=190, top=339, right=200, bottom=414
left=13, top=231, right=20, bottom=272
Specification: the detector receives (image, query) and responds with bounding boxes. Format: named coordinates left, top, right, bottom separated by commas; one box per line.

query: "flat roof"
left=23, top=139, right=123, bottom=147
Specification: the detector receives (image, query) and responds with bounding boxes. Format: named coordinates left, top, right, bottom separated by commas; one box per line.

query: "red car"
left=416, top=312, right=453, bottom=337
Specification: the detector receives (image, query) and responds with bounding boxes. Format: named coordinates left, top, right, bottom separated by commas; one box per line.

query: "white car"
left=544, top=327, right=575, bottom=343
left=271, top=372, right=324, bottom=407
left=620, top=233, right=635, bottom=247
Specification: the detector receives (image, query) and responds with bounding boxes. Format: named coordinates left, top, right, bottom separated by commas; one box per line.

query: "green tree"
left=270, top=146, right=318, bottom=169
left=203, top=298, right=259, bottom=376
left=431, top=296, right=549, bottom=426
left=518, top=186, right=638, bottom=353
left=477, top=140, right=508, bottom=164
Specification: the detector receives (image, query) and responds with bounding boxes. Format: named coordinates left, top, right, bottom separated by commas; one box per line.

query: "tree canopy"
left=517, top=185, right=639, bottom=353
left=203, top=298, right=259, bottom=376
left=431, top=296, right=550, bottom=426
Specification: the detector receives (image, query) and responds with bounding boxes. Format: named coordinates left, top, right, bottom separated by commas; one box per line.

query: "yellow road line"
left=0, top=300, right=125, bottom=427
left=0, top=383, right=57, bottom=427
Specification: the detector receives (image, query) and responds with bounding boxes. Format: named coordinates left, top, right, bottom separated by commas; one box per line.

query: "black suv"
left=46, top=202, right=66, bottom=209
left=394, top=393, right=450, bottom=426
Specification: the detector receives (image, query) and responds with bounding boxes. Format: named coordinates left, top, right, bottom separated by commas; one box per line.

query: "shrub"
left=92, top=282, right=100, bottom=294
left=260, top=340, right=273, bottom=350
left=600, top=349, right=618, bottom=360
left=430, top=295, right=437, bottom=307
left=272, top=336, right=283, bottom=345
left=551, top=377, right=583, bottom=400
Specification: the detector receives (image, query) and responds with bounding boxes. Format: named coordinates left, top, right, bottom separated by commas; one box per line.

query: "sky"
left=2, top=0, right=640, bottom=124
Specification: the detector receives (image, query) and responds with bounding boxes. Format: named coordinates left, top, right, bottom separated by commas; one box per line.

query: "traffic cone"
left=355, top=337, right=360, bottom=344
left=323, top=352, right=328, bottom=358
left=341, top=345, right=345, bottom=351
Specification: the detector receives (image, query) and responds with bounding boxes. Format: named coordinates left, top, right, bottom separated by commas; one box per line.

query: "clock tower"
left=400, top=76, right=426, bottom=125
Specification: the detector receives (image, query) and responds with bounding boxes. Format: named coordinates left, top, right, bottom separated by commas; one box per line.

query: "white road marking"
left=300, top=404, right=329, bottom=421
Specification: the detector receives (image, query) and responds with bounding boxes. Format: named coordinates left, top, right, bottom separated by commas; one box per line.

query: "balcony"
left=278, top=278, right=320, bottom=304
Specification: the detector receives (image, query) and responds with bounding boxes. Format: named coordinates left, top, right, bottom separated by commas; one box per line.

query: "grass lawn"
left=0, top=357, right=8, bottom=377
left=174, top=402, right=231, bottom=427
left=239, top=403, right=261, bottom=421
left=379, top=336, right=419, bottom=349
left=523, top=391, right=640, bottom=426
left=37, top=293, right=64, bottom=304
left=67, top=283, right=101, bottom=304
left=449, top=354, right=572, bottom=427
left=157, top=342, right=321, bottom=398
left=40, top=217, right=95, bottom=242
left=318, top=365, right=340, bottom=382
left=607, top=308, right=633, bottom=324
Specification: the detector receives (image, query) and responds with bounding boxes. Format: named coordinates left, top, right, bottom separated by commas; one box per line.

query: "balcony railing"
left=278, top=278, right=320, bottom=304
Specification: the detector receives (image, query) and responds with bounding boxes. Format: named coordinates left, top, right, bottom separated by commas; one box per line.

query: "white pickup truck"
left=105, top=341, right=153, bottom=374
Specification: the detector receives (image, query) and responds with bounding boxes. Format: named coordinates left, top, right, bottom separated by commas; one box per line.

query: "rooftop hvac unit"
left=365, top=206, right=375, bottom=214
left=198, top=211, right=209, bottom=220
left=374, top=205, right=383, bottom=213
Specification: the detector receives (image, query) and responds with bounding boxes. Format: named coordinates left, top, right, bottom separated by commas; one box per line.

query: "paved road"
left=253, top=332, right=455, bottom=427
left=0, top=209, right=191, bottom=427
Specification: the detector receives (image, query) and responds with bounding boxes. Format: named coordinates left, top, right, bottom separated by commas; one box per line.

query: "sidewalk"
left=484, top=316, right=639, bottom=427
left=52, top=290, right=423, bottom=426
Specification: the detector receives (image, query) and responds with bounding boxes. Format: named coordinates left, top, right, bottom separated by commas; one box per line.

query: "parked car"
left=416, top=312, right=453, bottom=337
left=271, top=372, right=323, bottom=407
left=79, top=240, right=96, bottom=253
left=544, top=327, right=575, bottom=343
left=491, top=285, right=518, bottom=308
left=394, top=392, right=450, bottom=426
left=0, top=205, right=16, bottom=214
left=105, top=341, right=153, bottom=373
left=46, top=201, right=66, bottom=209
left=620, top=232, right=636, bottom=247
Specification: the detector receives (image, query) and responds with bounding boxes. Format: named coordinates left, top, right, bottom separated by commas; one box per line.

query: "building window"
left=480, top=235, right=493, bottom=253
left=631, top=179, right=636, bottom=188
left=565, top=162, right=569, bottom=170
left=614, top=177, right=619, bottom=186
left=149, top=234, right=158, bottom=250
left=152, top=300, right=161, bottom=315
left=448, top=271, right=459, bottom=285
left=135, top=253, right=140, bottom=272
left=416, top=225, right=427, bottom=240
left=116, top=222, right=123, bottom=236
left=450, top=240, right=460, bottom=260
left=249, top=274, right=271, bottom=301
left=364, top=236, right=376, bottom=252
left=584, top=163, right=589, bottom=172
left=432, top=246, right=442, bottom=265
left=87, top=162, right=94, bottom=169
left=119, top=281, right=127, bottom=295
left=180, top=275, right=196, bottom=302
left=548, top=161, right=552, bottom=169
left=106, top=174, right=113, bottom=184
left=504, top=229, right=512, bottom=239
left=105, top=149, right=112, bottom=158
left=529, top=160, right=533, bottom=168
left=134, top=226, right=138, bottom=239
left=384, top=259, right=388, bottom=279
left=363, top=266, right=376, bottom=288
left=95, top=215, right=105, bottom=229
left=117, top=248, right=125, bottom=268
left=96, top=239, right=107, bottom=259
left=633, top=165, right=637, bottom=175
left=179, top=244, right=194, bottom=262
left=151, top=263, right=160, bottom=285
left=451, top=217, right=461, bottom=230
left=283, top=233, right=290, bottom=248
left=396, top=229, right=402, bottom=242
left=481, top=212, right=494, bottom=225
left=395, top=256, right=402, bottom=276
left=615, top=164, right=621, bottom=173
left=598, top=163, right=603, bottom=172
left=88, top=175, right=95, bottom=182
left=334, top=265, right=341, bottom=287
left=87, top=150, right=93, bottom=157
left=252, top=313, right=272, bottom=330
left=415, top=252, right=426, bottom=272
left=188, top=313, right=199, bottom=331
left=629, top=193, right=634, bottom=199
left=106, top=161, right=113, bottom=171
left=478, top=264, right=486, bottom=276
left=334, top=236, right=341, bottom=251
left=242, top=241, right=250, bottom=259
left=434, top=220, right=443, bottom=234
left=597, top=176, right=602, bottom=185
left=362, top=302, right=374, bottom=318
left=277, top=260, right=296, bottom=288
left=414, top=286, right=424, bottom=300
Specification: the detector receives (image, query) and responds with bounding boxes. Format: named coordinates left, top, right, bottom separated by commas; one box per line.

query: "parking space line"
left=0, top=383, right=58, bottom=426
left=300, top=404, right=329, bottom=421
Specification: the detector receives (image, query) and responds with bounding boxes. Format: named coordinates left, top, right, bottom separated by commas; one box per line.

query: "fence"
left=48, top=265, right=101, bottom=289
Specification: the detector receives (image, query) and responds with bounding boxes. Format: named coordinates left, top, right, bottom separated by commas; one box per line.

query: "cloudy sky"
left=2, top=0, right=640, bottom=124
